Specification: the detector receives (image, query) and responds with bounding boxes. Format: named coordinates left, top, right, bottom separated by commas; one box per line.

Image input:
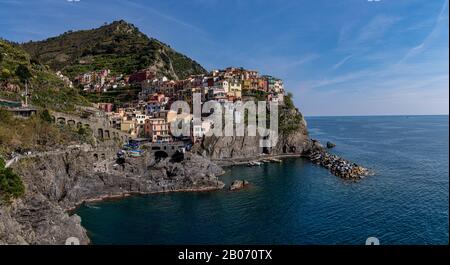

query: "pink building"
left=98, top=103, right=114, bottom=113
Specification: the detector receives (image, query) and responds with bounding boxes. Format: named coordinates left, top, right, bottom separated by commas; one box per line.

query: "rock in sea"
left=326, top=141, right=336, bottom=149
left=230, top=180, right=250, bottom=191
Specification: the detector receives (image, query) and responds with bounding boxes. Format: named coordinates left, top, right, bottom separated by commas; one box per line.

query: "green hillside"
left=21, top=20, right=207, bottom=80
left=0, top=39, right=88, bottom=112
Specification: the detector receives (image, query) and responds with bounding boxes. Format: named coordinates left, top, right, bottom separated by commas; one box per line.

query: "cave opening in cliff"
left=155, top=151, right=169, bottom=161
left=170, top=150, right=185, bottom=163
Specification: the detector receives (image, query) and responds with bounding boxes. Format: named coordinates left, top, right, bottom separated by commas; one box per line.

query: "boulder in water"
left=326, top=141, right=336, bottom=149
left=230, top=180, right=250, bottom=191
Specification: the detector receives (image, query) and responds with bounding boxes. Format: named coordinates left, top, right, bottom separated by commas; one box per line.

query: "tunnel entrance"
left=170, top=150, right=185, bottom=163
left=154, top=151, right=169, bottom=161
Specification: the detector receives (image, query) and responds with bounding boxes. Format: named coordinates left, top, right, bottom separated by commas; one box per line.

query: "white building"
left=193, top=120, right=213, bottom=140
left=273, top=79, right=284, bottom=93
left=215, top=79, right=229, bottom=94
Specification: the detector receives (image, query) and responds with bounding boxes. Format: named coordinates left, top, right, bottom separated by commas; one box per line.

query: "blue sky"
left=0, top=0, right=448, bottom=116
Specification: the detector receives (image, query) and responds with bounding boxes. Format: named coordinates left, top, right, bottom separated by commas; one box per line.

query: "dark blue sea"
left=76, top=116, right=449, bottom=245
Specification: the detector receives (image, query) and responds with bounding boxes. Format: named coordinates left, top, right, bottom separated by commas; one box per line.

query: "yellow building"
left=242, top=79, right=251, bottom=91
left=228, top=79, right=242, bottom=99
left=120, top=119, right=136, bottom=136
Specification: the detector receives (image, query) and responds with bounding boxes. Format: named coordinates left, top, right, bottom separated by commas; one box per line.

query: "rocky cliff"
left=194, top=104, right=313, bottom=162
left=0, top=105, right=369, bottom=244
left=0, top=144, right=224, bottom=245
left=192, top=102, right=369, bottom=179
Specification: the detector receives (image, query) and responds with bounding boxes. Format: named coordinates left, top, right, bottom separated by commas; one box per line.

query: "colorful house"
left=145, top=118, right=170, bottom=142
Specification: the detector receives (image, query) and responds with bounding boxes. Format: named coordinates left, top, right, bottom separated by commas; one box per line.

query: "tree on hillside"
left=40, top=109, right=53, bottom=123
left=16, top=64, right=32, bottom=83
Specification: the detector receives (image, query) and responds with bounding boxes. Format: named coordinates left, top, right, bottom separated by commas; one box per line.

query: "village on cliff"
left=59, top=66, right=286, bottom=144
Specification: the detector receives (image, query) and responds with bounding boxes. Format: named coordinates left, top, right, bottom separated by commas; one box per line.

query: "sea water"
left=76, top=115, right=449, bottom=245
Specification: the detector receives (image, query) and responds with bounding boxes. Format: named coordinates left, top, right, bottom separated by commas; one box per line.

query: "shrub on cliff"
left=0, top=158, right=25, bottom=203
left=0, top=108, right=94, bottom=156
left=279, top=93, right=304, bottom=135
left=1, top=68, right=11, bottom=80
left=40, top=109, right=53, bottom=123
left=284, top=92, right=296, bottom=109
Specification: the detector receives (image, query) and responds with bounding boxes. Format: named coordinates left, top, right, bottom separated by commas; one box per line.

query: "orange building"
left=145, top=118, right=170, bottom=142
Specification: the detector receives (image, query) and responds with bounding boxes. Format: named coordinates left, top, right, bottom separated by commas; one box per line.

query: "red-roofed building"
left=129, top=69, right=156, bottom=84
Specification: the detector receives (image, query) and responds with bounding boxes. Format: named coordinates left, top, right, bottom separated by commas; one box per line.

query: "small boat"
left=84, top=203, right=100, bottom=209
left=129, top=149, right=144, bottom=157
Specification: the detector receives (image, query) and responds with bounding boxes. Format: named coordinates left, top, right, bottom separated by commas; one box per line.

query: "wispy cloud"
left=332, top=54, right=354, bottom=70
left=300, top=53, right=448, bottom=92
left=242, top=53, right=320, bottom=78
left=299, top=69, right=369, bottom=90
left=399, top=0, right=449, bottom=63
left=283, top=54, right=320, bottom=69
left=118, top=0, right=205, bottom=34
left=355, top=15, right=402, bottom=44
left=296, top=59, right=449, bottom=115
left=338, top=14, right=401, bottom=51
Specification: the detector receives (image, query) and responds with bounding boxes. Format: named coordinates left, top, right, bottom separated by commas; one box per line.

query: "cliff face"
left=0, top=105, right=361, bottom=245
left=0, top=145, right=224, bottom=245
left=195, top=107, right=313, bottom=161
left=0, top=193, right=88, bottom=245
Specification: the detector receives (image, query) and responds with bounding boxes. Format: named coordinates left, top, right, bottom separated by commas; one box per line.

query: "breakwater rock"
left=307, top=144, right=370, bottom=180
